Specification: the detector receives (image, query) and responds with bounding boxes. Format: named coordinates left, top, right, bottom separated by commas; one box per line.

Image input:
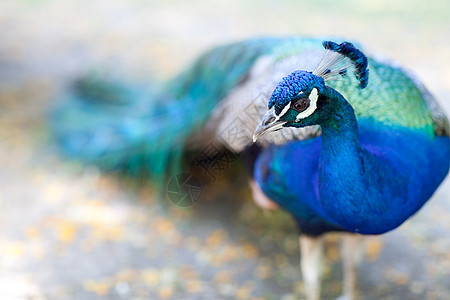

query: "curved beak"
left=253, top=107, right=287, bottom=142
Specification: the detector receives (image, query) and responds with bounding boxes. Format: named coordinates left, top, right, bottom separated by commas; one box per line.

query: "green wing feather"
left=329, top=59, right=448, bottom=136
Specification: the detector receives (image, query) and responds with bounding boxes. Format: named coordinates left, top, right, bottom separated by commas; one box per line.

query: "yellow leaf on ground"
left=214, top=270, right=232, bottom=283
left=83, top=280, right=111, bottom=296
left=141, top=269, right=160, bottom=286
left=185, top=280, right=203, bottom=293
left=236, top=285, right=252, bottom=300
left=206, top=230, right=228, bottom=247
left=242, top=243, right=259, bottom=258
left=366, top=237, right=384, bottom=262
left=58, top=221, right=77, bottom=243
left=158, top=286, right=174, bottom=299
left=155, top=218, right=175, bottom=234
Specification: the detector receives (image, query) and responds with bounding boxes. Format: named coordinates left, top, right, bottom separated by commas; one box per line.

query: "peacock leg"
left=248, top=179, right=279, bottom=210
left=299, top=234, right=325, bottom=300
left=338, top=233, right=365, bottom=300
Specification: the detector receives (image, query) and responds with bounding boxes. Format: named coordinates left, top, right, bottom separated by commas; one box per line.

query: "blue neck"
left=318, top=89, right=399, bottom=233
left=320, top=90, right=361, bottom=159
left=320, top=89, right=363, bottom=181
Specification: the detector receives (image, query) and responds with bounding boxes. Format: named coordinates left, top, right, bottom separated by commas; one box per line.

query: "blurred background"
left=0, top=0, right=449, bottom=299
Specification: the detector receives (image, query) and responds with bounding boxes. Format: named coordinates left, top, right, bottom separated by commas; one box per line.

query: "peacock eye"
left=291, top=98, right=310, bottom=112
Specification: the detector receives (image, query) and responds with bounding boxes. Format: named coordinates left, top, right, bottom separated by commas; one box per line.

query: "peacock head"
left=253, top=41, right=369, bottom=142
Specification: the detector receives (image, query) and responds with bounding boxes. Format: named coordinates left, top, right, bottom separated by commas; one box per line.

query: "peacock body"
left=51, top=37, right=450, bottom=300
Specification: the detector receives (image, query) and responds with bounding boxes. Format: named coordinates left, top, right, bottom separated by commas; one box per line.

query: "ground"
left=0, top=0, right=449, bottom=299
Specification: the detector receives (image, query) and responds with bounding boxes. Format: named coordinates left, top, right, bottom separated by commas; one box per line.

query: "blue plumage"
left=256, top=119, right=450, bottom=235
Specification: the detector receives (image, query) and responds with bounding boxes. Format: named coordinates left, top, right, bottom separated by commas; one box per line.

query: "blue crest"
left=268, top=71, right=324, bottom=114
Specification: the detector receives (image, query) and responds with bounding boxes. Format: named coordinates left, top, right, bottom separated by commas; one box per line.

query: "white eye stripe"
left=277, top=103, right=291, bottom=119
left=275, top=91, right=304, bottom=120
left=295, top=88, right=318, bottom=121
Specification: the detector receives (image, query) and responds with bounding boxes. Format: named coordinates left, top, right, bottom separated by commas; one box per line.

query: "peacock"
left=51, top=37, right=450, bottom=300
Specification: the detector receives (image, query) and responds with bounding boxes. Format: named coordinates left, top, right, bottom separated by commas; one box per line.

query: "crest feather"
left=313, top=41, right=369, bottom=89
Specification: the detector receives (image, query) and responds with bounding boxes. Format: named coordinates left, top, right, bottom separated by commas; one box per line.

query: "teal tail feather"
left=50, top=38, right=284, bottom=192
left=51, top=74, right=192, bottom=191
